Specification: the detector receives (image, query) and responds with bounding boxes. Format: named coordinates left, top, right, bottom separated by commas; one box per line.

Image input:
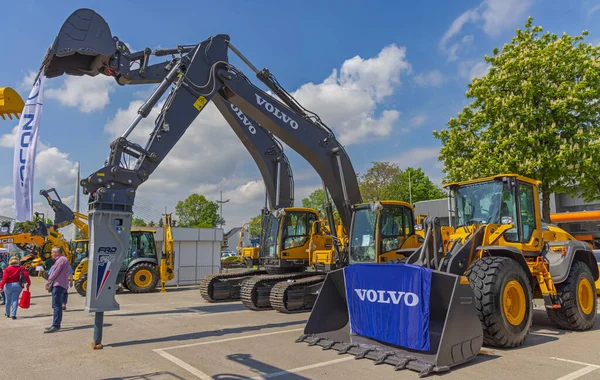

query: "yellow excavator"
left=0, top=87, right=24, bottom=120
left=73, top=213, right=174, bottom=295
left=303, top=174, right=598, bottom=375
left=237, top=219, right=261, bottom=268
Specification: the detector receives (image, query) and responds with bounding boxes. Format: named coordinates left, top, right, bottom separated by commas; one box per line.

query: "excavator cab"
left=349, top=201, right=421, bottom=264
left=260, top=208, right=319, bottom=272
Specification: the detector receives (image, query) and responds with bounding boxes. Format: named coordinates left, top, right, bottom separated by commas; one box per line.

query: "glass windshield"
left=129, top=232, right=157, bottom=259
left=594, top=251, right=600, bottom=263
left=380, top=206, right=414, bottom=253
left=282, top=212, right=315, bottom=250
left=350, top=207, right=377, bottom=263
left=261, top=215, right=280, bottom=258
left=454, top=180, right=505, bottom=227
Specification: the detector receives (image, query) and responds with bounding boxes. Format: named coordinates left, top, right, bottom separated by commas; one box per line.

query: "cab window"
left=283, top=212, right=316, bottom=250
left=379, top=207, right=413, bottom=253
left=518, top=183, right=536, bottom=243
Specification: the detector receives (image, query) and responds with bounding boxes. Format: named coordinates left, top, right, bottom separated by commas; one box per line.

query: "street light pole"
left=216, top=190, right=230, bottom=229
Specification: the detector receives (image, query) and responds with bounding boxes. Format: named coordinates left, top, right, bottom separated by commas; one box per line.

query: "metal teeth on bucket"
left=296, top=334, right=439, bottom=377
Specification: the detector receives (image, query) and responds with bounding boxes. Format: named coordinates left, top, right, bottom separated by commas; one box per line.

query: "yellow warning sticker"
left=96, top=173, right=105, bottom=177
left=193, top=96, right=208, bottom=111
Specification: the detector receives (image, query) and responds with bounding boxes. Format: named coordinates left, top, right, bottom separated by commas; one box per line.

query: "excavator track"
left=270, top=275, right=326, bottom=314
left=199, top=270, right=267, bottom=302
left=240, top=272, right=316, bottom=311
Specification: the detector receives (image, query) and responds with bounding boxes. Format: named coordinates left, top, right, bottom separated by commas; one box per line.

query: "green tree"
left=434, top=18, right=600, bottom=220
left=301, top=189, right=331, bottom=218
left=359, top=162, right=444, bottom=203
left=175, top=193, right=223, bottom=228
left=248, top=213, right=263, bottom=236
left=132, top=218, right=147, bottom=227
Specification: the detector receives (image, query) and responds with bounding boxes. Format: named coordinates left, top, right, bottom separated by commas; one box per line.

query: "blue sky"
left=0, top=0, right=599, bottom=229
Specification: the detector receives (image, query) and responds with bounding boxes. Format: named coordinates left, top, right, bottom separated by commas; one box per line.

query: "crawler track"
left=199, top=270, right=267, bottom=302
left=270, top=275, right=326, bottom=313
left=240, top=272, right=316, bottom=310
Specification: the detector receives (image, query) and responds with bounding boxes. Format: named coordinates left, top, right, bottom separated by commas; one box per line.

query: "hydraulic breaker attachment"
left=0, top=87, right=24, bottom=120
left=299, top=267, right=483, bottom=377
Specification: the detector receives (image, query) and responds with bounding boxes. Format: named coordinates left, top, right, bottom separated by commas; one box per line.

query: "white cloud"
left=440, top=9, right=480, bottom=50
left=414, top=70, right=446, bottom=87
left=46, top=75, right=115, bottom=113
left=0, top=186, right=11, bottom=196
left=459, top=60, right=490, bottom=80
left=292, top=44, right=410, bottom=145
left=0, top=198, right=14, bottom=218
left=387, top=146, right=444, bottom=185
left=440, top=0, right=534, bottom=60
left=410, top=115, right=428, bottom=127
left=589, top=4, right=600, bottom=19
left=19, top=71, right=38, bottom=91
left=0, top=126, right=17, bottom=148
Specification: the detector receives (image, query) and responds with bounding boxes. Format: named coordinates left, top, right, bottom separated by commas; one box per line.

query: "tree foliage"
left=175, top=193, right=224, bottom=228
left=301, top=189, right=329, bottom=218
left=132, top=218, right=147, bottom=227
left=433, top=18, right=600, bottom=220
left=74, top=229, right=87, bottom=240
left=248, top=213, right=263, bottom=236
left=13, top=218, right=53, bottom=233
left=359, top=162, right=445, bottom=203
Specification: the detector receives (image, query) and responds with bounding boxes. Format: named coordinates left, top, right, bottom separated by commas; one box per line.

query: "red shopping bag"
left=19, top=289, right=31, bottom=309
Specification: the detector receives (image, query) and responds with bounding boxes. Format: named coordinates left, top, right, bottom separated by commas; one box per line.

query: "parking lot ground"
left=2, top=278, right=599, bottom=380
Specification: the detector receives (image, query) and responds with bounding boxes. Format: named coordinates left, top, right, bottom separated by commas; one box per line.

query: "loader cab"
left=349, top=201, right=418, bottom=264
left=260, top=208, right=319, bottom=270
left=123, top=230, right=158, bottom=270
left=70, top=239, right=89, bottom=268
left=446, top=174, right=543, bottom=254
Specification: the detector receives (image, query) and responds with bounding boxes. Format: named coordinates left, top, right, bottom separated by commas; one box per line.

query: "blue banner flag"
left=344, top=263, right=432, bottom=351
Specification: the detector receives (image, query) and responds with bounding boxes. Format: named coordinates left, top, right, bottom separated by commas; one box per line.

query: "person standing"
left=0, top=256, right=31, bottom=319
left=44, top=247, right=70, bottom=333
left=47, top=262, right=74, bottom=310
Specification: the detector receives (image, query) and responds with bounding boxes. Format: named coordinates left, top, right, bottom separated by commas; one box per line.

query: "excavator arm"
left=40, top=10, right=361, bottom=338
left=40, top=188, right=89, bottom=238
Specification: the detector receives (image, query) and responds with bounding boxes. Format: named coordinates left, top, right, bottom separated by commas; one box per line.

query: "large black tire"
left=467, top=256, right=533, bottom=348
left=125, top=263, right=159, bottom=293
left=546, top=261, right=597, bottom=331
left=41, top=270, right=49, bottom=280
left=75, top=274, right=87, bottom=297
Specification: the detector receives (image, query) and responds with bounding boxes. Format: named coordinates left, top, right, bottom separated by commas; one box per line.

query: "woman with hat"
left=0, top=256, right=31, bottom=319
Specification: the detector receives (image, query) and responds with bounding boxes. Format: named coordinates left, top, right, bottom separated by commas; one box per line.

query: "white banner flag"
left=13, top=75, right=44, bottom=222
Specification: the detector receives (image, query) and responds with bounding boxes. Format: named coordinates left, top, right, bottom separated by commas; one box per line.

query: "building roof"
left=225, top=227, right=241, bottom=240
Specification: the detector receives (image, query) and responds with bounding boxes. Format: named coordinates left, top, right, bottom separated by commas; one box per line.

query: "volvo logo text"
left=230, top=104, right=256, bottom=134
left=255, top=94, right=298, bottom=129
left=354, top=289, right=419, bottom=306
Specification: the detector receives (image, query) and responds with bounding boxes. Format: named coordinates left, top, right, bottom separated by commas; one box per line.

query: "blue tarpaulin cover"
left=344, top=263, right=432, bottom=351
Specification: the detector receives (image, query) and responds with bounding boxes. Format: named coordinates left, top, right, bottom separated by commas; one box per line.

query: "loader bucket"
left=43, top=8, right=116, bottom=79
left=298, top=265, right=483, bottom=377
left=0, top=87, right=24, bottom=120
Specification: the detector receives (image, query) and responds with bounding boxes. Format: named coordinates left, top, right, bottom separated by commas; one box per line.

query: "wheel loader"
left=301, top=174, right=598, bottom=376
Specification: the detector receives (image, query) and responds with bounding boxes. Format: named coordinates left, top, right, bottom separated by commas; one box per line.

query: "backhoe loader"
left=73, top=224, right=168, bottom=296
left=302, top=174, right=598, bottom=376
left=237, top=219, right=261, bottom=267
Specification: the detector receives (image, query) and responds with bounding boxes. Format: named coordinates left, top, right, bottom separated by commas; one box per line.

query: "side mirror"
left=415, top=224, right=423, bottom=231
left=501, top=216, right=514, bottom=225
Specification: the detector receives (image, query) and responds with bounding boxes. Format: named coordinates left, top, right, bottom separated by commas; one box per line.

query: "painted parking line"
left=550, top=357, right=600, bottom=380
left=249, top=357, right=354, bottom=379
left=154, top=328, right=352, bottom=379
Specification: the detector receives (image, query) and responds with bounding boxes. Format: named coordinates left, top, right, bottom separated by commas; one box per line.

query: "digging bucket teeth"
left=0, top=87, right=24, bottom=120
left=298, top=267, right=483, bottom=377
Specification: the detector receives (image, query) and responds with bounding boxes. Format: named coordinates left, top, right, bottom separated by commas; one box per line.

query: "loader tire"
left=546, top=261, right=596, bottom=331
left=125, top=263, right=159, bottom=293
left=75, top=274, right=87, bottom=297
left=467, top=256, right=533, bottom=348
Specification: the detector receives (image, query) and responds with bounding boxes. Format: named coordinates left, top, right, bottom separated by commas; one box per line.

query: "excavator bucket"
left=42, top=8, right=116, bottom=79
left=0, top=87, right=24, bottom=120
left=298, top=264, right=483, bottom=377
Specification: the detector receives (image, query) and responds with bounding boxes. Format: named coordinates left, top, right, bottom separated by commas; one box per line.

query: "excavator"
left=302, top=174, right=598, bottom=376
left=38, top=8, right=422, bottom=348
left=237, top=219, right=261, bottom=267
